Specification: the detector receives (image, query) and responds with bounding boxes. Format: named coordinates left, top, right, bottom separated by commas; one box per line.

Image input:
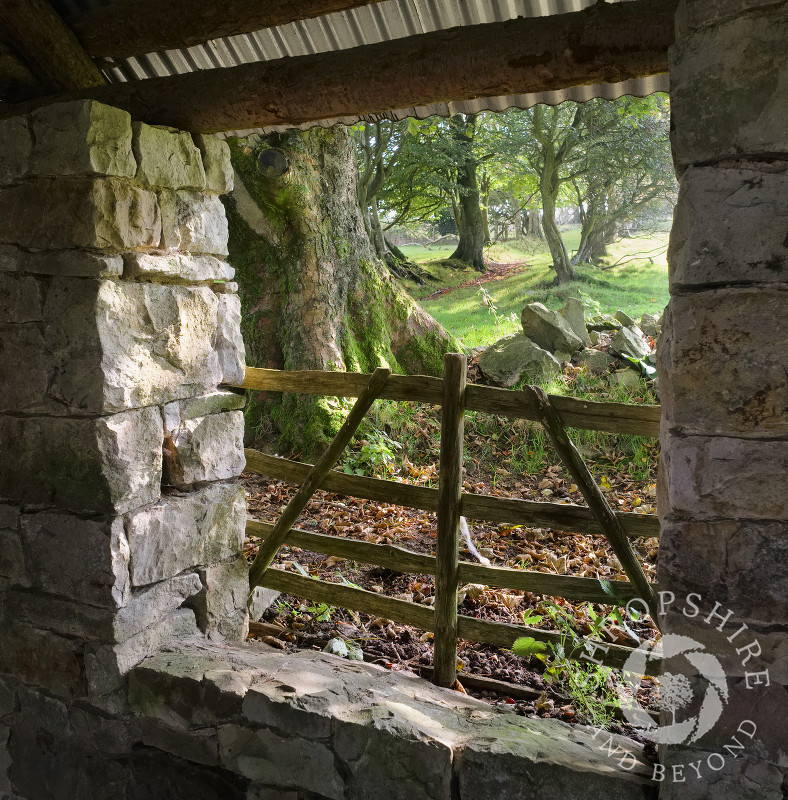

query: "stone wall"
left=0, top=99, right=247, bottom=797
left=657, top=1, right=788, bottom=797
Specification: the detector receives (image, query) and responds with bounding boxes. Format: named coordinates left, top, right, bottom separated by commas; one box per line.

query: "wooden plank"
left=434, top=354, right=466, bottom=686
left=248, top=368, right=390, bottom=591
left=461, top=494, right=660, bottom=539
left=244, top=449, right=439, bottom=511
left=69, top=0, right=388, bottom=60
left=261, top=567, right=434, bottom=631
left=0, top=0, right=105, bottom=93
left=10, top=0, right=677, bottom=133
left=0, top=39, right=46, bottom=103
left=243, top=449, right=660, bottom=538
left=234, top=367, right=660, bottom=437
left=259, top=568, right=647, bottom=671
left=246, top=520, right=436, bottom=577
left=525, top=386, right=659, bottom=620
left=246, top=520, right=650, bottom=604
left=465, top=384, right=660, bottom=437
left=455, top=616, right=643, bottom=671
left=239, top=367, right=443, bottom=404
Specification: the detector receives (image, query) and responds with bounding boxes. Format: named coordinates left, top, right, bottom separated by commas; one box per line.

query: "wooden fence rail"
left=230, top=358, right=662, bottom=686
left=244, top=450, right=660, bottom=539
left=240, top=367, right=661, bottom=436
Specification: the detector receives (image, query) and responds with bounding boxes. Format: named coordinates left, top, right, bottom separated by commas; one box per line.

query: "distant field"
left=402, top=227, right=670, bottom=349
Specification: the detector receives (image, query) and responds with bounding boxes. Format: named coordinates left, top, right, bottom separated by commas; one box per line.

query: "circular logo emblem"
left=618, top=633, right=729, bottom=745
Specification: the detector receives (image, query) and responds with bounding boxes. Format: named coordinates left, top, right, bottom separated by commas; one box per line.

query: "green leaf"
left=512, top=636, right=548, bottom=657
left=521, top=613, right=544, bottom=627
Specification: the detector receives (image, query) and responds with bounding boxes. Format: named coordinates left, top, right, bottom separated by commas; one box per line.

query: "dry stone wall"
left=0, top=99, right=247, bottom=798
left=657, top=1, right=788, bottom=797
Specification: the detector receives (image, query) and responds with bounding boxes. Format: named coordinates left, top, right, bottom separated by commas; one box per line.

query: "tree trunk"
left=450, top=157, right=486, bottom=270
left=224, top=127, right=461, bottom=458
left=541, top=188, right=574, bottom=284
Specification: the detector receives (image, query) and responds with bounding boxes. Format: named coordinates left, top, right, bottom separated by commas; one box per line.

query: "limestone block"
left=132, top=122, right=205, bottom=190
left=218, top=725, right=343, bottom=799
left=658, top=520, right=788, bottom=622
left=30, top=100, right=136, bottom=179
left=661, top=432, right=788, bottom=521
left=20, top=511, right=130, bottom=607
left=165, top=411, right=245, bottom=485
left=521, top=302, right=584, bottom=353
left=0, top=619, right=86, bottom=698
left=45, top=279, right=222, bottom=413
left=123, top=252, right=234, bottom=284
left=639, top=313, right=659, bottom=338
left=193, top=134, right=234, bottom=195
left=0, top=177, right=161, bottom=250
left=458, top=715, right=658, bottom=799
left=159, top=190, right=229, bottom=256
left=478, top=333, right=560, bottom=388
left=23, top=250, right=123, bottom=278
left=0, top=724, right=10, bottom=793
left=610, top=326, right=651, bottom=361
left=85, top=609, right=199, bottom=697
left=216, top=293, right=246, bottom=386
left=558, top=297, right=591, bottom=346
left=0, top=324, right=50, bottom=413
left=192, top=557, right=250, bottom=642
left=574, top=349, right=614, bottom=375
left=162, top=391, right=246, bottom=432
left=126, top=483, right=246, bottom=586
left=658, top=290, right=788, bottom=435
left=669, top=167, right=788, bottom=288
left=0, top=408, right=162, bottom=514
left=0, top=274, right=41, bottom=322
left=4, top=574, right=202, bottom=644
left=333, top=716, right=454, bottom=800
left=248, top=587, right=280, bottom=622
left=0, top=245, right=20, bottom=272
left=0, top=116, right=31, bottom=186
left=670, top=8, right=788, bottom=171
left=138, top=717, right=220, bottom=767
left=0, top=528, right=27, bottom=588
left=676, top=0, right=786, bottom=36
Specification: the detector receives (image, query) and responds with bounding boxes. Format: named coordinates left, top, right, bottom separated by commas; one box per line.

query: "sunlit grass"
left=405, top=226, right=669, bottom=349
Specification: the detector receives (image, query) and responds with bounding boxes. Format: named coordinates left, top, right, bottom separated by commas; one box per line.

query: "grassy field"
left=402, top=227, right=670, bottom=349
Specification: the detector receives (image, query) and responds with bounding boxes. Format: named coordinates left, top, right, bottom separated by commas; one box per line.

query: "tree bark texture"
left=224, top=127, right=461, bottom=457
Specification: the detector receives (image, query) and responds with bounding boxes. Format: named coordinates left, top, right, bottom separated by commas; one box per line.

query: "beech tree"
left=223, top=126, right=461, bottom=457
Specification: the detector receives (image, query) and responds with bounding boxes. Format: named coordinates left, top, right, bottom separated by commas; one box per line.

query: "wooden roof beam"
left=5, top=0, right=677, bottom=134
left=0, top=0, right=105, bottom=93
left=69, top=0, right=388, bottom=60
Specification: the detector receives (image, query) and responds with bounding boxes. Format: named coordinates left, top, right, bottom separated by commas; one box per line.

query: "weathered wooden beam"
left=434, top=353, right=466, bottom=687
left=69, top=0, right=388, bottom=60
left=0, top=0, right=105, bottom=92
left=8, top=0, right=677, bottom=133
left=0, top=39, right=45, bottom=102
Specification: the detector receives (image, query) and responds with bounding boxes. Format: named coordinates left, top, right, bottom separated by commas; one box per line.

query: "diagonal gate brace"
left=523, top=385, right=660, bottom=625
left=248, top=367, right=391, bottom=594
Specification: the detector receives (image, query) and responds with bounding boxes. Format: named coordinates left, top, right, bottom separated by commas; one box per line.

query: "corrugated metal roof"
left=51, top=0, right=669, bottom=134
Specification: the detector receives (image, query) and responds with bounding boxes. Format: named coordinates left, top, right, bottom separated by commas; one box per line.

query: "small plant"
left=306, top=602, right=333, bottom=622
left=513, top=600, right=622, bottom=727
left=343, top=426, right=402, bottom=477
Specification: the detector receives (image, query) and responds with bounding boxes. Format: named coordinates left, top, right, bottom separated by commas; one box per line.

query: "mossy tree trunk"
left=224, top=126, right=461, bottom=458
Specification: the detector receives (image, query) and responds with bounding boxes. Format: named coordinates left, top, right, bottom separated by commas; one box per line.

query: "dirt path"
left=422, top=259, right=528, bottom=300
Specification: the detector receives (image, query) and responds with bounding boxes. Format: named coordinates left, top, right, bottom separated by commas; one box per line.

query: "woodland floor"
left=242, top=352, right=662, bottom=739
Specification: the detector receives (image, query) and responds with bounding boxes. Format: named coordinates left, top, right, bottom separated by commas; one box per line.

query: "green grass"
left=403, top=227, right=670, bottom=349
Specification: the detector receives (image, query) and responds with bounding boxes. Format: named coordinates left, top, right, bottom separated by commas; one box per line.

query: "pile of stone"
left=478, top=299, right=660, bottom=389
